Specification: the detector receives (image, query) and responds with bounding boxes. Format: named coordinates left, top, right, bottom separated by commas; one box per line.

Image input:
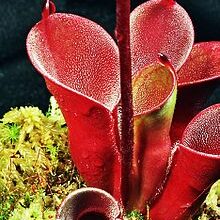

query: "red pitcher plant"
left=26, top=0, right=220, bottom=219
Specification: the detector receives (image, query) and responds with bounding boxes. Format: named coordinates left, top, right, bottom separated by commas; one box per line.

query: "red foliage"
left=26, top=0, right=220, bottom=219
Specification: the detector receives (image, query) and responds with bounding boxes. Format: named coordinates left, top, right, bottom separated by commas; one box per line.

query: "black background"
left=0, top=0, right=220, bottom=116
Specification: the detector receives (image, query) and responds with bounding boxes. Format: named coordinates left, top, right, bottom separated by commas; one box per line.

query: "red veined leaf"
left=27, top=13, right=120, bottom=112
left=130, top=0, right=194, bottom=75
left=177, top=42, right=220, bottom=86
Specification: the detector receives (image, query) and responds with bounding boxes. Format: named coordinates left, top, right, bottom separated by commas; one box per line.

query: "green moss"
left=197, top=180, right=220, bottom=220
left=125, top=210, right=145, bottom=220
left=0, top=97, right=85, bottom=220
left=0, top=123, right=21, bottom=144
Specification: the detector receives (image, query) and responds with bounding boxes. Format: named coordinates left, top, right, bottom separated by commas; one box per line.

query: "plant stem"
left=115, top=0, right=134, bottom=208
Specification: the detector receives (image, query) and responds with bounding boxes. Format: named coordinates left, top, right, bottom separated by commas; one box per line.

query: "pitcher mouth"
left=56, top=187, right=121, bottom=220
left=78, top=211, right=109, bottom=220
left=175, top=143, right=220, bottom=160
left=132, top=62, right=177, bottom=117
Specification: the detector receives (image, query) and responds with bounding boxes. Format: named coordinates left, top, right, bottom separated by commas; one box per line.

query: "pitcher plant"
left=26, top=0, right=220, bottom=219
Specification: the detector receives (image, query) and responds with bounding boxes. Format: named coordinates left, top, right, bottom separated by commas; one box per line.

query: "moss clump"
left=125, top=210, right=145, bottom=220
left=0, top=97, right=84, bottom=220
left=196, top=180, right=220, bottom=220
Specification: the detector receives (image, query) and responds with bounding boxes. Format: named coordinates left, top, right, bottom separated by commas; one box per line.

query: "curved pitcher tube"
left=46, top=79, right=122, bottom=201
left=150, top=104, right=220, bottom=220
left=128, top=61, right=177, bottom=211
left=150, top=144, right=220, bottom=220
left=26, top=11, right=123, bottom=201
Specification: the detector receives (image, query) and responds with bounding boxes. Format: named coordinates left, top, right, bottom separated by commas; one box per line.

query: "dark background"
left=0, top=0, right=220, bottom=116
